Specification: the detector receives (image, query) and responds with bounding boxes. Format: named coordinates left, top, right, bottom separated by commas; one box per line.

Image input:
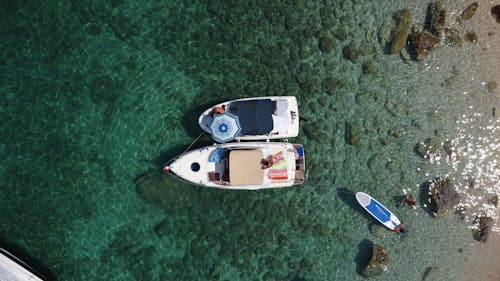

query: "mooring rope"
left=182, top=131, right=205, bottom=154
left=162, top=131, right=206, bottom=179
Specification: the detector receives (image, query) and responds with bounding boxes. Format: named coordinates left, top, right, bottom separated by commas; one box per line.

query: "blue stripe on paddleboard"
left=365, top=199, right=391, bottom=224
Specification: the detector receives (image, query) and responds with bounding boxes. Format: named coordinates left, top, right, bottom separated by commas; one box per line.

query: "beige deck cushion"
left=229, top=150, right=264, bottom=186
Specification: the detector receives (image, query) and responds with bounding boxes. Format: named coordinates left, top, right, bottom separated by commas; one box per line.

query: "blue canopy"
left=209, top=112, right=241, bottom=143
left=232, top=99, right=274, bottom=135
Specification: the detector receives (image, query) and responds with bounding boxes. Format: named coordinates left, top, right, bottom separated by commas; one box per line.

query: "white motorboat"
left=163, top=142, right=306, bottom=190
left=0, top=247, right=45, bottom=281
left=198, top=96, right=300, bottom=142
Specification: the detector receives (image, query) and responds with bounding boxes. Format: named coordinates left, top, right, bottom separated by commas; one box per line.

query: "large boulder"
left=362, top=244, right=389, bottom=277
left=390, top=9, right=411, bottom=54
left=428, top=178, right=461, bottom=217
left=410, top=31, right=440, bottom=60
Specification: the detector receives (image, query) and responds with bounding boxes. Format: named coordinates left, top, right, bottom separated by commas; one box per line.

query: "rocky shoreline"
left=385, top=1, right=500, bottom=63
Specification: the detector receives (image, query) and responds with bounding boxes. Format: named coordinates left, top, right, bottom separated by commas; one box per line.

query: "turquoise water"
left=1, top=1, right=499, bottom=281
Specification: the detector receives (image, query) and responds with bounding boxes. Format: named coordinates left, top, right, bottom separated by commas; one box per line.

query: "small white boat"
left=198, top=96, right=300, bottom=142
left=163, top=142, right=306, bottom=190
left=0, top=247, right=45, bottom=281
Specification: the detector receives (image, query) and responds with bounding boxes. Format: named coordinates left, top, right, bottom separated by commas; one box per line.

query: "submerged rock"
left=464, top=32, right=478, bottom=43
left=345, top=122, right=361, bottom=146
left=455, top=206, right=467, bottom=221
left=370, top=224, right=388, bottom=238
left=444, top=28, right=462, bottom=47
left=422, top=266, right=439, bottom=281
left=284, top=13, right=299, bottom=30
left=390, top=9, right=412, bottom=54
left=318, top=36, right=334, bottom=53
left=342, top=42, right=359, bottom=62
left=428, top=178, right=461, bottom=217
left=135, top=170, right=193, bottom=213
left=415, top=138, right=439, bottom=159
left=85, top=20, right=101, bottom=35
left=441, top=65, right=460, bottom=87
left=487, top=81, right=498, bottom=93
left=154, top=218, right=172, bottom=237
left=91, top=75, right=120, bottom=104
left=385, top=96, right=409, bottom=117
left=304, top=122, right=328, bottom=143
left=461, top=2, right=478, bottom=21
left=322, top=77, right=340, bottom=95
left=362, top=244, right=389, bottom=277
left=492, top=5, right=500, bottom=23
left=109, top=13, right=140, bottom=40
left=487, top=194, right=498, bottom=207
left=334, top=27, right=348, bottom=40
left=410, top=31, right=440, bottom=60
left=430, top=1, right=446, bottom=36
left=473, top=213, right=494, bottom=242
left=362, top=60, right=378, bottom=75
left=400, top=48, right=411, bottom=63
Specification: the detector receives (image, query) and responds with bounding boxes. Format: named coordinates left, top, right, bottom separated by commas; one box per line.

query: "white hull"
left=0, top=248, right=45, bottom=281
left=198, top=96, right=299, bottom=141
left=165, top=142, right=305, bottom=190
left=356, top=192, right=401, bottom=231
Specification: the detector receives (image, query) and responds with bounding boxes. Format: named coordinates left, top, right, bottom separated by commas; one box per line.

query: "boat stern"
left=292, top=144, right=306, bottom=184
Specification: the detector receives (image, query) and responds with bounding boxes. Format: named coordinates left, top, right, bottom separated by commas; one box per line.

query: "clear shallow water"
left=1, top=1, right=499, bottom=281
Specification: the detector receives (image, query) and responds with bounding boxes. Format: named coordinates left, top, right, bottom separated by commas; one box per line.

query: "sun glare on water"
left=452, top=113, right=499, bottom=232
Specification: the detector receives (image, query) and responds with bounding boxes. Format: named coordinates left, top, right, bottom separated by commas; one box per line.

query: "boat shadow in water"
left=152, top=145, right=194, bottom=168
left=150, top=140, right=212, bottom=169
left=0, top=239, right=56, bottom=281
left=354, top=238, right=374, bottom=275
left=181, top=101, right=225, bottom=139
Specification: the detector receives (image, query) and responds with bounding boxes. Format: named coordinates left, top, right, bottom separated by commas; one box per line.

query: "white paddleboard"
left=356, top=192, right=406, bottom=235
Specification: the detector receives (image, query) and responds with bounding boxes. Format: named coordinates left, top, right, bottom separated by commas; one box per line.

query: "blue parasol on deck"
left=209, top=112, right=241, bottom=143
